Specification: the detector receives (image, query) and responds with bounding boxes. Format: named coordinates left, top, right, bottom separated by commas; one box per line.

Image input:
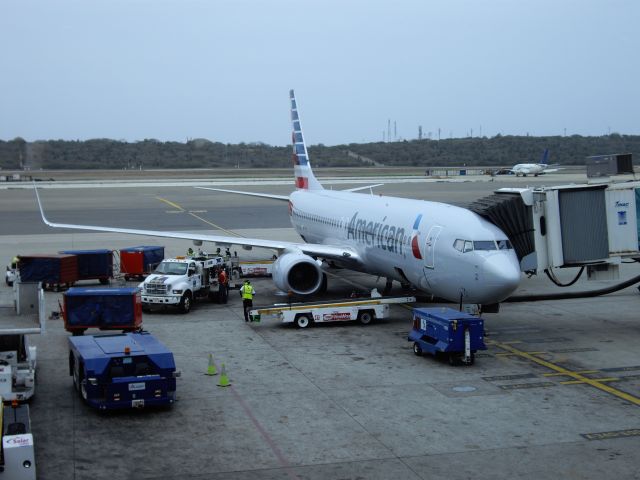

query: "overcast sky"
left=1, top=0, right=638, bottom=146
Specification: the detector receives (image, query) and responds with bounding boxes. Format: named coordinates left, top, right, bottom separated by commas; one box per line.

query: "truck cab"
left=68, top=332, right=178, bottom=410
left=139, top=255, right=225, bottom=313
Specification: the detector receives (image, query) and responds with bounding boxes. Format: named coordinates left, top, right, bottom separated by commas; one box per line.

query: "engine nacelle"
left=272, top=251, right=323, bottom=295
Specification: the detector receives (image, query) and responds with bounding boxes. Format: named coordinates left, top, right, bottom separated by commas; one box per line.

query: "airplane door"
left=423, top=226, right=442, bottom=269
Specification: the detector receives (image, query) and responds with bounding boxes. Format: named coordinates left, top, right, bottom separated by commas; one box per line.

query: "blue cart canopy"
left=60, top=249, right=113, bottom=279
left=64, top=287, right=140, bottom=327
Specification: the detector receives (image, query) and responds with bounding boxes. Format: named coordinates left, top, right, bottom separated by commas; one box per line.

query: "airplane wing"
left=196, top=184, right=384, bottom=198
left=342, top=184, right=384, bottom=193
left=34, top=186, right=361, bottom=263
left=195, top=187, right=289, bottom=201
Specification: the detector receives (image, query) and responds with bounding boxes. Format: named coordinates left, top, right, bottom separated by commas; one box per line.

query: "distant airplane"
left=510, top=149, right=560, bottom=177
left=35, top=90, right=521, bottom=307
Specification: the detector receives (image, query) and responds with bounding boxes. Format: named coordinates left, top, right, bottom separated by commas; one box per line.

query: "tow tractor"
left=249, top=290, right=415, bottom=328
left=68, top=332, right=179, bottom=410
left=139, top=254, right=229, bottom=313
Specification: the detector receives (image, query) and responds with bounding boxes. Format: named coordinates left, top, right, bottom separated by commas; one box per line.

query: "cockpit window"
left=453, top=239, right=465, bottom=252
left=497, top=239, right=513, bottom=250
left=473, top=241, right=497, bottom=250
left=463, top=240, right=474, bottom=253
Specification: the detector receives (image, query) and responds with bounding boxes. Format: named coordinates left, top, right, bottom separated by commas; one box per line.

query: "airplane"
left=34, top=90, right=521, bottom=307
left=510, top=149, right=560, bottom=177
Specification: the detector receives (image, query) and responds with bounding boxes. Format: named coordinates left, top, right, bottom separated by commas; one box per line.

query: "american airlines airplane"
left=510, top=149, right=559, bottom=177
left=35, top=90, right=521, bottom=306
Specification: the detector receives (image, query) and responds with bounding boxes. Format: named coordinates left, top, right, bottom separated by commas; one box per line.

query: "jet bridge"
left=469, top=180, right=640, bottom=281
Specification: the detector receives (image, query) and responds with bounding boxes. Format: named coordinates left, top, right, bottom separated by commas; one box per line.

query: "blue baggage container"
left=408, top=307, right=486, bottom=365
left=63, top=287, right=143, bottom=334
left=60, top=249, right=113, bottom=283
left=68, top=332, right=178, bottom=410
left=18, top=254, right=78, bottom=284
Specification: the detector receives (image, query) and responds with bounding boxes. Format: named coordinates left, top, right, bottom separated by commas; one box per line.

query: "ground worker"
left=218, top=267, right=228, bottom=304
left=239, top=280, right=255, bottom=322
left=187, top=247, right=194, bottom=257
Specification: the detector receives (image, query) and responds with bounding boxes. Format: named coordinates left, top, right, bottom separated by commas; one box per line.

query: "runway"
left=1, top=172, right=639, bottom=480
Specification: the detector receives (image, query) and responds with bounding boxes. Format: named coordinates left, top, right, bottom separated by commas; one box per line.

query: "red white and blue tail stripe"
left=290, top=89, right=323, bottom=191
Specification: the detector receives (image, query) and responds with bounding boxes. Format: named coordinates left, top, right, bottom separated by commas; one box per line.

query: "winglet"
left=290, top=90, right=323, bottom=191
left=33, top=183, right=54, bottom=227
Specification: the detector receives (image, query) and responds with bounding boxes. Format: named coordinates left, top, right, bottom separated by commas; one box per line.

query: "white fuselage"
left=288, top=189, right=520, bottom=304
left=511, top=163, right=547, bottom=176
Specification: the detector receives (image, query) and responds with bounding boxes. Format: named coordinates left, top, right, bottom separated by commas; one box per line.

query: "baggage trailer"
left=119, top=246, right=164, bottom=280
left=250, top=292, right=415, bottom=328
left=68, top=332, right=179, bottom=410
left=0, top=400, right=36, bottom=480
left=59, top=249, right=113, bottom=285
left=62, top=287, right=143, bottom=336
left=17, top=254, right=78, bottom=291
left=408, top=307, right=486, bottom=365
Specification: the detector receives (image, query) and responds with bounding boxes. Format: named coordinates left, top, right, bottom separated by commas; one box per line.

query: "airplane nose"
left=481, top=253, right=521, bottom=302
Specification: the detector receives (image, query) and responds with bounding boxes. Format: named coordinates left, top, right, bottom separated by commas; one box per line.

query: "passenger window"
left=453, top=239, right=464, bottom=252
left=463, top=241, right=473, bottom=253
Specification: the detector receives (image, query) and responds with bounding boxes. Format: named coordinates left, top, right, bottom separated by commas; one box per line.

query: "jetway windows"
left=559, top=188, right=609, bottom=264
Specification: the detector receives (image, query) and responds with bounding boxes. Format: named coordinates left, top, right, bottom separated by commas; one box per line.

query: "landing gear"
left=383, top=278, right=393, bottom=295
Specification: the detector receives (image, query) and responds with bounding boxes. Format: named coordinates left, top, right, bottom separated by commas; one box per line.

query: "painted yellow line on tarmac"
left=544, top=371, right=598, bottom=376
left=156, top=196, right=184, bottom=211
left=156, top=197, right=244, bottom=238
left=561, top=378, right=619, bottom=385
left=489, top=340, right=640, bottom=407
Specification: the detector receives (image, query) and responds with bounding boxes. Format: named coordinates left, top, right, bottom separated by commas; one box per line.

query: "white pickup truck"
left=139, top=255, right=227, bottom=313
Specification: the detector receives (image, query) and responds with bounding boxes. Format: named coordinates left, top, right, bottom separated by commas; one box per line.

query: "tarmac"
left=1, top=171, right=640, bottom=480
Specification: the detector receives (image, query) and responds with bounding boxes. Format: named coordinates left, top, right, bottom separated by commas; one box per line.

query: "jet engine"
left=272, top=251, right=323, bottom=295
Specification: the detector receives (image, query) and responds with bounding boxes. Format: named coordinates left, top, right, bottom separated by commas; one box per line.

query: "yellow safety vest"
left=241, top=284, right=254, bottom=300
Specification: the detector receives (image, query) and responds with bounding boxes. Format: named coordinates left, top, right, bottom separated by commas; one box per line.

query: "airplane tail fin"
left=540, top=148, right=550, bottom=165
left=290, top=89, right=323, bottom=191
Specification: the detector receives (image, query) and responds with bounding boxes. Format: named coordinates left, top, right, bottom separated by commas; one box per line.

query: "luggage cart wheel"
left=413, top=342, right=422, bottom=356
left=295, top=314, right=312, bottom=329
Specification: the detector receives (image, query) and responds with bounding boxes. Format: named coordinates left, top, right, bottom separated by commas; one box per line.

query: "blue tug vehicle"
left=408, top=307, right=486, bottom=365
left=68, top=332, right=179, bottom=410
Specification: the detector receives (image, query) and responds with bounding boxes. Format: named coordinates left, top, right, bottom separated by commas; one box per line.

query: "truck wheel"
left=358, top=310, right=374, bottom=325
left=180, top=293, right=192, bottom=314
left=295, top=314, right=311, bottom=329
left=413, top=342, right=422, bottom=356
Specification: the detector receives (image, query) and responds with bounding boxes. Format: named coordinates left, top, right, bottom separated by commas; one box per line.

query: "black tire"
left=124, top=275, right=130, bottom=281
left=180, top=293, right=192, bottom=314
left=357, top=310, right=374, bottom=325
left=99, top=278, right=109, bottom=285
left=295, top=314, right=312, bottom=329
left=413, top=342, right=422, bottom=356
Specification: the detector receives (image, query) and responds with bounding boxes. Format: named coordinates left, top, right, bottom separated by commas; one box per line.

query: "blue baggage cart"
left=408, top=307, right=486, bottom=365
left=68, top=332, right=178, bottom=410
